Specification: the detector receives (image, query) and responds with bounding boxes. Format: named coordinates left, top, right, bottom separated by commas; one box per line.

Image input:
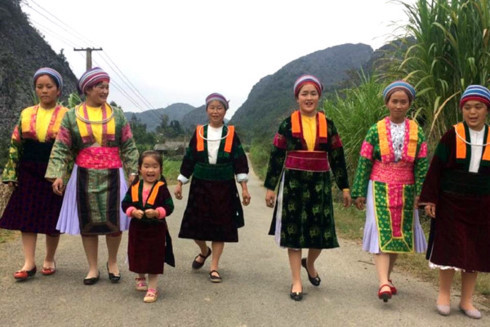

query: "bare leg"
left=148, top=274, right=158, bottom=290
left=288, top=249, right=302, bottom=293
left=106, top=234, right=122, bottom=276
left=43, top=234, right=60, bottom=268
left=437, top=269, right=455, bottom=305
left=388, top=253, right=398, bottom=279
left=20, top=232, right=37, bottom=270
left=81, top=235, right=99, bottom=278
left=373, top=253, right=391, bottom=293
left=210, top=241, right=224, bottom=275
left=306, top=248, right=322, bottom=277
left=460, top=271, right=478, bottom=311
left=194, top=240, right=209, bottom=265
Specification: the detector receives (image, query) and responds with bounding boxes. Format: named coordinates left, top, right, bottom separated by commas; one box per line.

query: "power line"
left=22, top=0, right=163, bottom=116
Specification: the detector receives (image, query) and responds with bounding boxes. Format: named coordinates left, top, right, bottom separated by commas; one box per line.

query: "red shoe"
left=41, top=266, right=56, bottom=276
left=388, top=279, right=397, bottom=295
left=378, top=284, right=392, bottom=302
left=14, top=266, right=37, bottom=281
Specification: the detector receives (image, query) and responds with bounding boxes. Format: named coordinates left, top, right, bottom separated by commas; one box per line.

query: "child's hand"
left=132, top=210, right=144, bottom=219
left=145, top=209, right=158, bottom=219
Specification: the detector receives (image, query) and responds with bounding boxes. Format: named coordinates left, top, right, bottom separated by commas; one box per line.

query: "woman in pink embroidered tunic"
left=46, top=67, right=138, bottom=285
left=352, top=81, right=428, bottom=302
left=0, top=68, right=68, bottom=281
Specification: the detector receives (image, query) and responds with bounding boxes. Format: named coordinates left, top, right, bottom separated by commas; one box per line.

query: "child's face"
left=462, top=100, right=488, bottom=131
left=140, top=156, right=161, bottom=184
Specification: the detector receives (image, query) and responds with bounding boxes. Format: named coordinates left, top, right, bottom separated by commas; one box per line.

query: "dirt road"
left=0, top=168, right=487, bottom=326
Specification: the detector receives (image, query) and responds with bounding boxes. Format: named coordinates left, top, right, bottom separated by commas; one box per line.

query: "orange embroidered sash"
left=291, top=110, right=327, bottom=140
left=377, top=118, right=418, bottom=162
left=131, top=180, right=165, bottom=206
left=196, top=125, right=235, bottom=153
left=454, top=122, right=490, bottom=161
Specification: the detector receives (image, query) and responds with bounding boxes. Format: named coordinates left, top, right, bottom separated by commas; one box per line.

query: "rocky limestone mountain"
left=0, top=0, right=78, bottom=164
left=230, top=43, right=373, bottom=142
left=124, top=103, right=196, bottom=131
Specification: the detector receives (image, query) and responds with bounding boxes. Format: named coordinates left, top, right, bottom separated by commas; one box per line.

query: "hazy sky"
left=21, top=0, right=415, bottom=118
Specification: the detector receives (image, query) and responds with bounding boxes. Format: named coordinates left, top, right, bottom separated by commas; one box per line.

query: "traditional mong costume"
left=420, top=121, right=490, bottom=272
left=122, top=178, right=175, bottom=274
left=178, top=124, right=248, bottom=242
left=45, top=103, right=138, bottom=235
left=264, top=110, right=349, bottom=249
left=0, top=105, right=68, bottom=234
left=352, top=117, right=428, bottom=253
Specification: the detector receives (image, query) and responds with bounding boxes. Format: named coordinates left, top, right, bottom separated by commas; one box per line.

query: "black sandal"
left=209, top=270, right=222, bottom=283
left=192, top=247, right=212, bottom=269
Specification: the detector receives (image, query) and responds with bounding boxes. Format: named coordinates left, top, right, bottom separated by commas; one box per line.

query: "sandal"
left=144, top=288, right=158, bottom=303
left=378, top=284, right=392, bottom=302
left=135, top=277, right=148, bottom=291
left=209, top=270, right=222, bottom=283
left=192, top=247, right=212, bottom=269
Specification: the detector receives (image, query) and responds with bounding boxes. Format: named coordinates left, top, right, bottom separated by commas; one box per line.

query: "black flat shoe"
left=290, top=285, right=303, bottom=301
left=192, top=247, right=212, bottom=269
left=106, top=262, right=121, bottom=283
left=301, top=258, right=321, bottom=286
left=83, top=272, right=100, bottom=285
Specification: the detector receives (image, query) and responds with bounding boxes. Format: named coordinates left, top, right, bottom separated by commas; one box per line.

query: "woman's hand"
left=424, top=203, right=436, bottom=218
left=241, top=189, right=251, bottom=206
left=132, top=209, right=144, bottom=219
left=265, top=189, right=276, bottom=208
left=52, top=178, right=65, bottom=196
left=342, top=190, right=352, bottom=207
left=145, top=209, right=158, bottom=219
left=354, top=197, right=366, bottom=210
left=174, top=182, right=183, bottom=200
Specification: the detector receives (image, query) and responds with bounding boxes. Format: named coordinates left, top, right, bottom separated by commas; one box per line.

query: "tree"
left=388, top=0, right=489, bottom=144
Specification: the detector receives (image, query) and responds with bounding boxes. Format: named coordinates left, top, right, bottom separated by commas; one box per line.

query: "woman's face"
left=139, top=156, right=161, bottom=184
left=206, top=100, right=226, bottom=127
left=85, top=81, right=109, bottom=107
left=35, top=75, right=59, bottom=108
left=386, top=90, right=410, bottom=123
left=297, top=83, right=319, bottom=116
left=462, top=100, right=488, bottom=131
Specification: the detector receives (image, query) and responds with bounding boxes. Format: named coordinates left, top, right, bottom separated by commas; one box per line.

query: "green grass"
left=162, top=158, right=181, bottom=184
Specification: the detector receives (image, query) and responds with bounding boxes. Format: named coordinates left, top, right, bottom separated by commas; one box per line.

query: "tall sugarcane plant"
left=387, top=0, right=489, bottom=145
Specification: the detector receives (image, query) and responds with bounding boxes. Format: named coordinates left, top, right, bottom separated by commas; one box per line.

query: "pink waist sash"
left=76, top=147, right=122, bottom=169
left=370, top=161, right=414, bottom=184
left=285, top=150, right=330, bottom=172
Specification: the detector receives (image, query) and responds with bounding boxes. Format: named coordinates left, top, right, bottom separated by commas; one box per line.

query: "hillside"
left=124, top=103, right=195, bottom=131
left=0, top=0, right=78, bottom=164
left=230, top=43, right=373, bottom=142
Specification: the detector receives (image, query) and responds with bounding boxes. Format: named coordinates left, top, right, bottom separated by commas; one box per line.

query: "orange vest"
left=454, top=122, right=490, bottom=161
left=196, top=125, right=235, bottom=153
left=291, top=110, right=328, bottom=140
left=131, top=180, right=165, bottom=206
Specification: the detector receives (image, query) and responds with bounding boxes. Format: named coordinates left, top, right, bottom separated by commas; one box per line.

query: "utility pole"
left=74, top=47, right=103, bottom=70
